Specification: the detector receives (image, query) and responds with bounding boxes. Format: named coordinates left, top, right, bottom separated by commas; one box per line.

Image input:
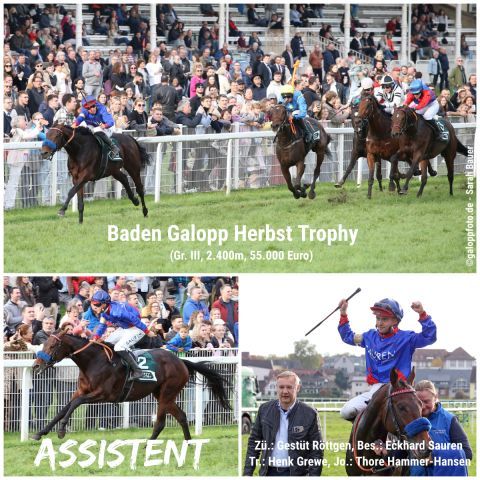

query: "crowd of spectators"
left=3, top=275, right=239, bottom=353
left=3, top=4, right=476, bottom=200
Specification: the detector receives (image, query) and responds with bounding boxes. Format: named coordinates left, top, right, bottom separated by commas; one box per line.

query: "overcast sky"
left=241, top=274, right=477, bottom=359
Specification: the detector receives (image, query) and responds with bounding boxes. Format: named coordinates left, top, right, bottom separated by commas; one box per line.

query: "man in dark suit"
left=322, top=73, right=346, bottom=104
left=349, top=32, right=362, bottom=54
left=282, top=45, right=294, bottom=71
left=270, top=56, right=286, bottom=84
left=257, top=53, right=273, bottom=88
left=244, top=371, right=323, bottom=476
left=322, top=42, right=340, bottom=75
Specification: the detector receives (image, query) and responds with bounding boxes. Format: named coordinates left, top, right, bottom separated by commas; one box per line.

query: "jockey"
left=360, top=77, right=375, bottom=96
left=337, top=297, right=437, bottom=421
left=374, top=75, right=404, bottom=114
left=72, top=96, right=121, bottom=160
left=404, top=79, right=440, bottom=136
left=280, top=84, right=317, bottom=149
left=89, top=290, right=156, bottom=380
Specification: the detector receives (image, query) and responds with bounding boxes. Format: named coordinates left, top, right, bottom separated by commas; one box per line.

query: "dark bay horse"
left=270, top=105, right=331, bottom=199
left=41, top=124, right=151, bottom=223
left=346, top=368, right=431, bottom=476
left=357, top=95, right=437, bottom=199
left=391, top=106, right=470, bottom=197
left=31, top=330, right=230, bottom=441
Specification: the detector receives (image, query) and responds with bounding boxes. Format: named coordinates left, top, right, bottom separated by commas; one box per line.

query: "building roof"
left=415, top=368, right=472, bottom=384
left=444, top=347, right=475, bottom=361
left=413, top=349, right=449, bottom=361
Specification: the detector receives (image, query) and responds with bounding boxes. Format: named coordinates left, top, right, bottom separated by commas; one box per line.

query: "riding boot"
left=117, top=350, right=143, bottom=380
left=425, top=119, right=440, bottom=140
left=95, top=131, right=121, bottom=161
left=301, top=119, right=313, bottom=149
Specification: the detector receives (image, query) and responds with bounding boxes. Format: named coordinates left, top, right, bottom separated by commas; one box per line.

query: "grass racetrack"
left=242, top=412, right=476, bottom=476
left=4, top=425, right=237, bottom=476
left=4, top=177, right=475, bottom=272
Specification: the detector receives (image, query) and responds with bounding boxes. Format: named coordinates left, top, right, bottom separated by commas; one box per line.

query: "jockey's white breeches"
left=89, top=125, right=113, bottom=137
left=107, top=326, right=145, bottom=351
left=410, top=101, right=440, bottom=120
left=340, top=383, right=386, bottom=420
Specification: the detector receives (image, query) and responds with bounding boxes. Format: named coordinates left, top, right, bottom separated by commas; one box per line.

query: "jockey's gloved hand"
left=92, top=334, right=101, bottom=341
left=100, top=123, right=109, bottom=129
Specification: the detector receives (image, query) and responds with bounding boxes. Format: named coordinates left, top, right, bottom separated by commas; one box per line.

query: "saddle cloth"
left=431, top=117, right=450, bottom=142
left=120, top=350, right=157, bottom=382
left=93, top=134, right=122, bottom=163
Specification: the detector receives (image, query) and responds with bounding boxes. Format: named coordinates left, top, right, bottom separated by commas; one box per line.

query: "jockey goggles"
left=281, top=93, right=293, bottom=99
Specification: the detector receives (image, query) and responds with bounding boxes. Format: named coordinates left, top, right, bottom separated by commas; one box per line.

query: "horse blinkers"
left=33, top=333, right=69, bottom=373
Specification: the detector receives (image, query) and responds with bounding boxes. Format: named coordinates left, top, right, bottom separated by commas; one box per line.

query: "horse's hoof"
left=300, top=190, right=307, bottom=198
left=308, top=190, right=316, bottom=200
left=334, top=182, right=343, bottom=188
left=58, top=430, right=66, bottom=439
left=31, top=432, right=42, bottom=441
left=293, top=192, right=300, bottom=199
left=143, top=208, right=148, bottom=217
left=413, top=169, right=421, bottom=176
left=430, top=170, right=438, bottom=177
left=133, top=197, right=140, bottom=206
left=57, top=210, right=65, bottom=217
left=399, top=189, right=408, bottom=195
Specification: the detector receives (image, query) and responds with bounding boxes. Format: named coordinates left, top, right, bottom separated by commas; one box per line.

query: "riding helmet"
left=92, top=290, right=111, bottom=304
left=408, top=79, right=423, bottom=94
left=280, top=84, right=295, bottom=97
left=82, top=96, right=97, bottom=109
left=360, top=77, right=374, bottom=90
left=381, top=75, right=394, bottom=87
left=370, top=298, right=404, bottom=322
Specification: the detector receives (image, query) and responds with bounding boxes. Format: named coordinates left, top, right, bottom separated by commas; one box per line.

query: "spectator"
left=4, top=96, right=14, bottom=137
left=38, top=94, right=59, bottom=128
left=26, top=76, right=47, bottom=116
left=175, top=98, right=203, bottom=128
left=183, top=286, right=210, bottom=324
left=438, top=47, right=449, bottom=90
left=467, top=74, right=476, bottom=102
left=449, top=57, right=468, bottom=91
left=428, top=50, right=442, bottom=90
left=191, top=322, right=214, bottom=349
left=164, top=325, right=192, bottom=352
left=152, top=75, right=178, bottom=120
left=212, top=284, right=238, bottom=345
left=147, top=107, right=180, bottom=136
left=303, top=76, right=321, bottom=108
left=323, top=91, right=350, bottom=125
left=32, top=277, right=63, bottom=322
left=127, top=98, right=149, bottom=131
left=211, top=321, right=234, bottom=348
left=323, top=42, right=340, bottom=75
left=4, top=287, right=26, bottom=332
left=436, top=9, right=448, bottom=33
left=322, top=73, right=347, bottom=104
left=291, top=32, right=307, bottom=60
left=83, top=51, right=103, bottom=97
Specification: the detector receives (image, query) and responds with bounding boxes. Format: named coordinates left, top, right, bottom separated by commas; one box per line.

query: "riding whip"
left=290, top=59, right=301, bottom=86
left=305, top=287, right=361, bottom=336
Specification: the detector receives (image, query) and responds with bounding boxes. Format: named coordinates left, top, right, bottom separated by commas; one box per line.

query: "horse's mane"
left=55, top=332, right=115, bottom=350
left=51, top=123, right=92, bottom=136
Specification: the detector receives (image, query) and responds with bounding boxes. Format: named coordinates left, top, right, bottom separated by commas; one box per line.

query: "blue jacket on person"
left=165, top=333, right=192, bottom=352
left=93, top=301, right=149, bottom=337
left=182, top=298, right=210, bottom=324
left=84, top=306, right=101, bottom=332
left=281, top=90, right=307, bottom=119
left=410, top=403, right=469, bottom=476
left=74, top=102, right=114, bottom=128
left=338, top=313, right=437, bottom=384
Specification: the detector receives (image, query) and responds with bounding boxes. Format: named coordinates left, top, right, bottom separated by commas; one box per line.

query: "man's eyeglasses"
left=35, top=64, right=43, bottom=68
left=136, top=103, right=145, bottom=107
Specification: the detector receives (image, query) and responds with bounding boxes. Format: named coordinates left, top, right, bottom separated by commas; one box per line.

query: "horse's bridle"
left=271, top=105, right=290, bottom=143
left=351, top=383, right=423, bottom=474
left=393, top=107, right=417, bottom=136
left=44, top=126, right=76, bottom=159
left=35, top=333, right=65, bottom=366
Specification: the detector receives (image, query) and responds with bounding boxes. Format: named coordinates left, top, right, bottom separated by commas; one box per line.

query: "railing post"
left=195, top=372, right=203, bottom=435
left=51, top=153, right=58, bottom=206
left=123, top=401, right=130, bottom=429
left=233, top=123, right=240, bottom=189
left=115, top=178, right=122, bottom=200
left=176, top=136, right=183, bottom=195
left=226, top=139, right=233, bottom=195
left=357, top=157, right=363, bottom=187
left=20, top=366, right=32, bottom=441
left=155, top=143, right=163, bottom=203
left=337, top=133, right=344, bottom=183
left=71, top=194, right=78, bottom=212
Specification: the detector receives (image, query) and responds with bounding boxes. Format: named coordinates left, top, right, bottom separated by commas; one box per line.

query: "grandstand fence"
left=4, top=122, right=475, bottom=210
left=4, top=349, right=239, bottom=441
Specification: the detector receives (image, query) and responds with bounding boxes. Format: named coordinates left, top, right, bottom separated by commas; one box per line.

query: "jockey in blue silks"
left=89, top=290, right=156, bottom=380
left=337, top=297, right=437, bottom=421
left=280, top=84, right=317, bottom=149
left=72, top=96, right=121, bottom=160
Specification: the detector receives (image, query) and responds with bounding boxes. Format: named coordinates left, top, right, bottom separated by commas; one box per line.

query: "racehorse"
left=270, top=104, right=331, bottom=199
left=41, top=124, right=151, bottom=223
left=357, top=94, right=437, bottom=198
left=31, top=329, right=230, bottom=441
left=391, top=106, right=470, bottom=197
left=345, top=368, right=431, bottom=476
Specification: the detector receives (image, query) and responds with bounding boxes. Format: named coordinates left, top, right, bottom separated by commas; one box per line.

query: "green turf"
left=4, top=425, right=238, bottom=476
left=242, top=412, right=476, bottom=476
left=4, top=177, right=475, bottom=272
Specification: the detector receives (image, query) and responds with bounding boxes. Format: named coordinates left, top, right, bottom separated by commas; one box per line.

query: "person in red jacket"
left=212, top=284, right=238, bottom=343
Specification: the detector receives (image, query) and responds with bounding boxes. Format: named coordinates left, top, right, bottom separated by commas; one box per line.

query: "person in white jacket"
left=4, top=116, right=46, bottom=210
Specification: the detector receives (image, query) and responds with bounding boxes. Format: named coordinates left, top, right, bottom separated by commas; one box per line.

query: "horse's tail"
left=133, top=138, right=152, bottom=167
left=182, top=360, right=231, bottom=410
left=455, top=139, right=470, bottom=157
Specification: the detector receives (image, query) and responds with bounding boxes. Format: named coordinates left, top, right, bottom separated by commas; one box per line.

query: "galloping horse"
left=41, top=124, right=151, bottom=223
left=270, top=104, right=331, bottom=199
left=391, top=106, right=469, bottom=197
left=32, top=330, right=230, bottom=441
left=357, top=94, right=437, bottom=198
left=346, top=368, right=431, bottom=476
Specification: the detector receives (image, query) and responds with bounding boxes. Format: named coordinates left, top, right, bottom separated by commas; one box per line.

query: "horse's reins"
left=351, top=384, right=419, bottom=474
left=70, top=339, right=114, bottom=362
left=47, top=126, right=76, bottom=155
left=396, top=107, right=418, bottom=136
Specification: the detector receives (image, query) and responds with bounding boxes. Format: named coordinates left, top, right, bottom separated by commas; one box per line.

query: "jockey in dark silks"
left=72, top=96, right=121, bottom=160
left=90, top=290, right=156, bottom=380
left=280, top=84, right=318, bottom=149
